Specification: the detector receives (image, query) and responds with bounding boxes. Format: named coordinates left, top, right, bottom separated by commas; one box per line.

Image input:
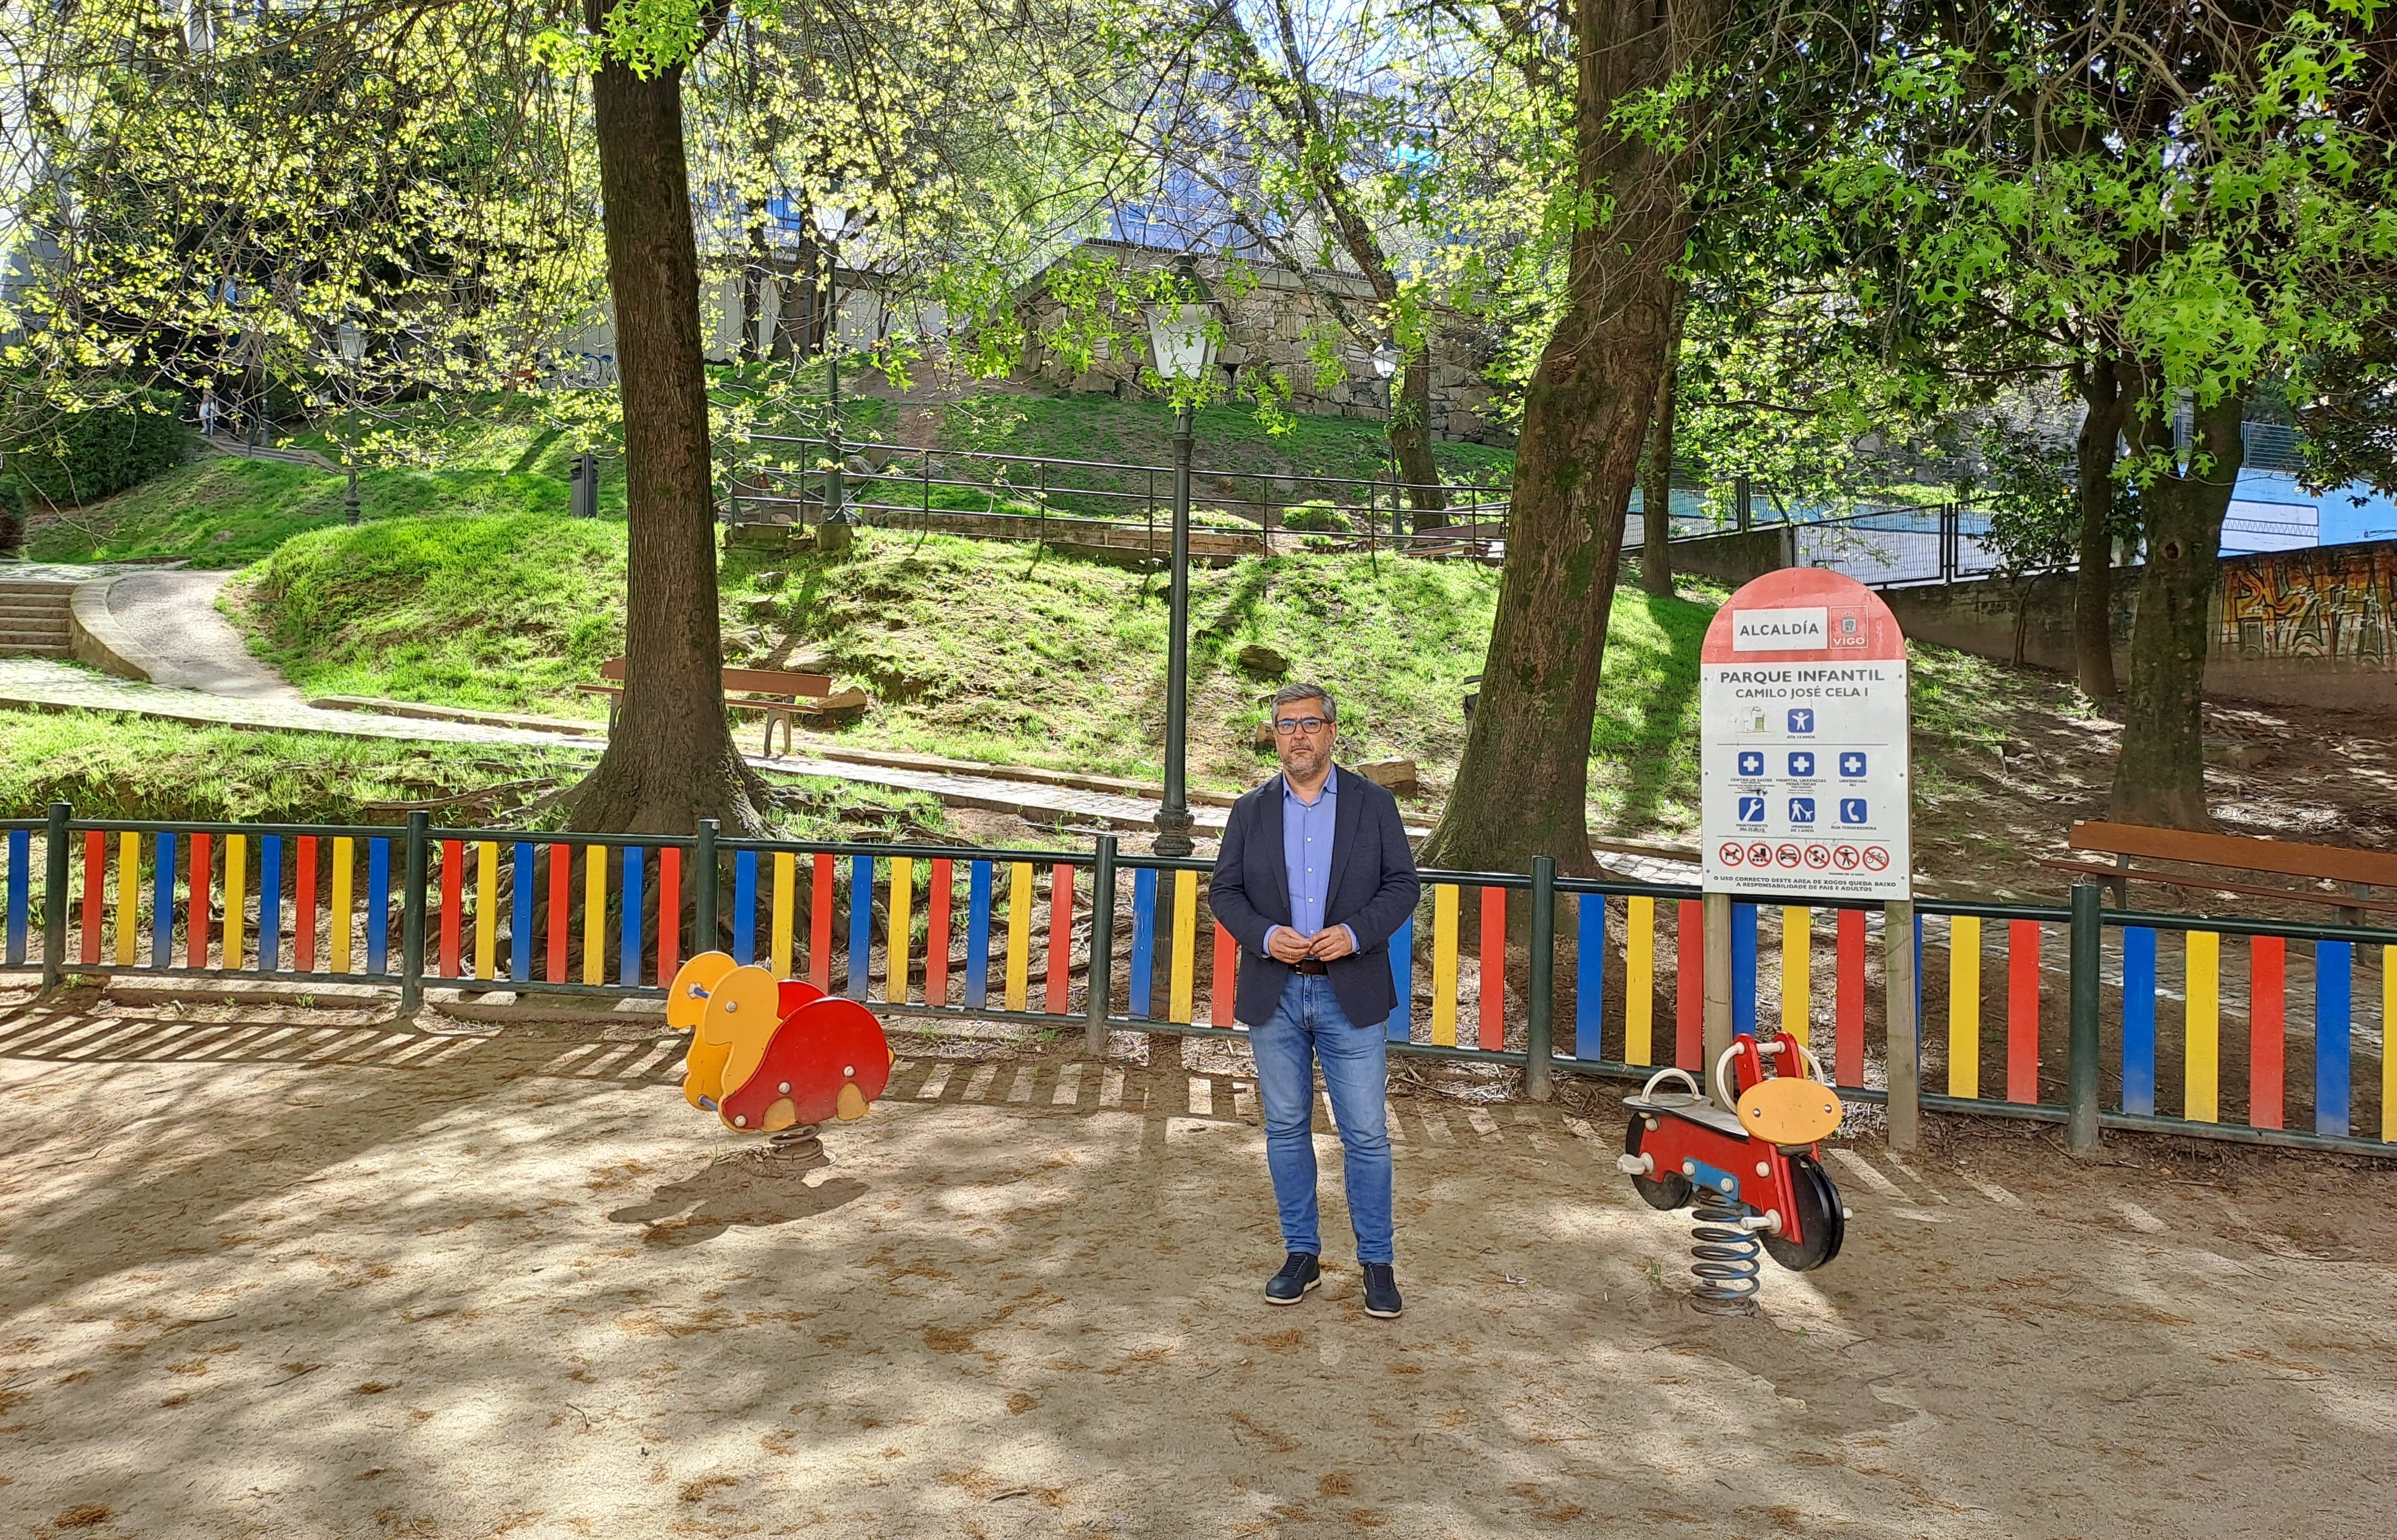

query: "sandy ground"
left=2, top=989, right=2393, bottom=1539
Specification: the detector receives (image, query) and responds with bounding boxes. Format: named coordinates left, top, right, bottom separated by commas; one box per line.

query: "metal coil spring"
left=1688, top=1198, right=1762, bottom=1313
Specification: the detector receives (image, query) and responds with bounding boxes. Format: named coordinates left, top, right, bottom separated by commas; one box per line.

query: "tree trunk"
left=1639, top=308, right=1683, bottom=596
left=569, top=14, right=767, bottom=836
left=2072, top=357, right=2126, bottom=699
left=739, top=215, right=769, bottom=364
left=769, top=255, right=803, bottom=363
left=1417, top=0, right=1725, bottom=877
left=1390, top=351, right=1449, bottom=521
left=783, top=225, right=822, bottom=361
left=2107, top=386, right=2247, bottom=831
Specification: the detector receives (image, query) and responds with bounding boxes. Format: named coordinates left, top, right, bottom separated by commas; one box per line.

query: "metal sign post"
left=1698, top=569, right=1916, bottom=1142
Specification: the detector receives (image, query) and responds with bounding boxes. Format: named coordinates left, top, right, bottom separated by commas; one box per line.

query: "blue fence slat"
left=965, top=860, right=993, bottom=1009
left=1732, top=901, right=1758, bottom=1038
left=4, top=827, right=26, bottom=967
left=1574, top=893, right=1605, bottom=1059
left=2121, top=927, right=2157, bottom=1116
left=621, top=847, right=644, bottom=986
left=1128, top=868, right=1157, bottom=1020
left=511, top=843, right=534, bottom=982
left=259, top=835, right=283, bottom=972
left=152, top=832, right=175, bottom=969
left=2316, top=940, right=2352, bottom=1138
left=366, top=838, right=391, bottom=974
left=1387, top=914, right=1414, bottom=1044
left=732, top=851, right=757, bottom=965
left=848, top=854, right=873, bottom=1001
left=1914, top=910, right=1925, bottom=1039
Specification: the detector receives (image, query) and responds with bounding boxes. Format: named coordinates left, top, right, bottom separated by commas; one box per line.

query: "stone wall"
left=1877, top=537, right=2397, bottom=714
left=1014, top=244, right=1507, bottom=445
left=1635, top=520, right=1795, bottom=588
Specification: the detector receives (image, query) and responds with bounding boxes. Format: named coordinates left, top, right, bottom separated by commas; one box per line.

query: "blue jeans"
left=1249, top=974, right=1394, bottom=1265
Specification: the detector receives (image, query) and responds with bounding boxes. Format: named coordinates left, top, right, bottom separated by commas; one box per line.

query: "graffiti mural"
left=2218, top=542, right=2397, bottom=668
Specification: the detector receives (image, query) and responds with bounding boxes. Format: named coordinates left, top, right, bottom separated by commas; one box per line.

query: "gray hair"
left=1269, top=681, right=1336, bottom=721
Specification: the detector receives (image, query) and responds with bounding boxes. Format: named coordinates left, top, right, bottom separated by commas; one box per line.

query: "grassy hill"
left=237, top=516, right=1715, bottom=826
left=25, top=382, right=1514, bottom=570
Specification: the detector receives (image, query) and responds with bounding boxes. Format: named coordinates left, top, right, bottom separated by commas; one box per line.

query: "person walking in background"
left=198, top=386, right=218, bottom=440
left=1209, top=681, right=1420, bottom=1318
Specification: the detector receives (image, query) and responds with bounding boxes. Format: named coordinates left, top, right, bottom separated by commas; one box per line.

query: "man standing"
left=1209, top=681, right=1420, bottom=1318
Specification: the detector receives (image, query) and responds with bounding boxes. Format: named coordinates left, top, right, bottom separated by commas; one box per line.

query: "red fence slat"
left=2006, top=919, right=2040, bottom=1104
left=1835, top=907, right=1865, bottom=1087
left=2250, top=935, right=2286, bottom=1130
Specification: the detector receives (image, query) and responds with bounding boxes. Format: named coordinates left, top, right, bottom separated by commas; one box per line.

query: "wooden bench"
left=578, top=657, right=868, bottom=756
left=2039, top=820, right=2397, bottom=922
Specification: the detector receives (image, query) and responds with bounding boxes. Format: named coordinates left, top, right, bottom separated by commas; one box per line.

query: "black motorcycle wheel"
left=1624, top=1114, right=1695, bottom=1211
left=1760, top=1153, right=1845, bottom=1271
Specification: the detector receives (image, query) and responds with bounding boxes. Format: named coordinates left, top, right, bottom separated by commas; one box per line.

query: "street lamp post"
left=1371, top=343, right=1400, bottom=537
left=336, top=321, right=364, bottom=525
left=810, top=204, right=865, bottom=529
left=1143, top=258, right=1221, bottom=857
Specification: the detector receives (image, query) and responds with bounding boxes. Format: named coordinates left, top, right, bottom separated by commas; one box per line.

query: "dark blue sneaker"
left=1362, top=1263, right=1402, bottom=1318
left=1265, top=1252, right=1321, bottom=1305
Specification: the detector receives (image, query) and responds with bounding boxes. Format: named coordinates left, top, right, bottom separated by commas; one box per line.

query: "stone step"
left=0, top=582, right=78, bottom=597
left=0, top=620, right=70, bottom=638
left=0, top=600, right=72, bottom=617
left=0, top=642, right=71, bottom=657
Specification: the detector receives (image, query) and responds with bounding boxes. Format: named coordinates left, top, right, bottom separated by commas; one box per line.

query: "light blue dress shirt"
left=1267, top=769, right=1356, bottom=954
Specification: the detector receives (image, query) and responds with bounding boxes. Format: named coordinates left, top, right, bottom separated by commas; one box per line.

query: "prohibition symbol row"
left=1716, top=841, right=1890, bottom=872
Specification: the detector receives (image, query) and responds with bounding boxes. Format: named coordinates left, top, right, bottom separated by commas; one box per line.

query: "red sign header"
left=1699, top=567, right=1907, bottom=666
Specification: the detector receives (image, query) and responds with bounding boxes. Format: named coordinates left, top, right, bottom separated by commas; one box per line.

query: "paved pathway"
left=87, top=569, right=304, bottom=701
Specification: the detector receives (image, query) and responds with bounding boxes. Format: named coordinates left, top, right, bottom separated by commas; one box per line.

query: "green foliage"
left=1973, top=424, right=2078, bottom=573
left=6, top=387, right=187, bottom=506
left=1973, top=417, right=2142, bottom=575
left=1279, top=501, right=1353, bottom=533
left=0, top=710, right=591, bottom=825
left=0, top=476, right=22, bottom=551
left=0, top=706, right=941, bottom=837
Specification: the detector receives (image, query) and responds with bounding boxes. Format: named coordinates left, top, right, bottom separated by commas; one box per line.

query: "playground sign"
left=1699, top=567, right=1911, bottom=901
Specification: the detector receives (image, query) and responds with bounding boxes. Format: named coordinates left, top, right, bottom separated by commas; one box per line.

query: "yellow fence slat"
left=1170, top=869, right=1199, bottom=1025
left=1431, top=883, right=1459, bottom=1047
left=1005, top=861, right=1033, bottom=1011
left=1782, top=905, right=1812, bottom=1047
left=1948, top=914, right=1980, bottom=1099
left=2185, top=929, right=2220, bottom=1123
left=889, top=857, right=914, bottom=1005
left=330, top=837, right=354, bottom=973
left=475, top=841, right=498, bottom=981
left=1625, top=895, right=1653, bottom=1065
left=115, top=831, right=138, bottom=967
left=771, top=852, right=796, bottom=979
left=583, top=845, right=606, bottom=986
left=222, top=833, right=247, bottom=971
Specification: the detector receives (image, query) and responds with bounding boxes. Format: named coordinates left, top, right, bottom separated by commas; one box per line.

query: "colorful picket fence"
left=4, top=807, right=2391, bottom=1156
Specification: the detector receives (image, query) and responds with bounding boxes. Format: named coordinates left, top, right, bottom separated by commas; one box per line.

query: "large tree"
left=1820, top=1, right=2397, bottom=828
left=1419, top=0, right=1875, bottom=872
left=566, top=0, right=768, bottom=834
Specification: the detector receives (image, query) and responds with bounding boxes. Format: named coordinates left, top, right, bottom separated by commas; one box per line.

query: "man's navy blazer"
left=1209, top=765, right=1421, bottom=1028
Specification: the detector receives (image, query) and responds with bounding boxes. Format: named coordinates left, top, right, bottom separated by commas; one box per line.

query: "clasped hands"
left=1266, top=925, right=1356, bottom=964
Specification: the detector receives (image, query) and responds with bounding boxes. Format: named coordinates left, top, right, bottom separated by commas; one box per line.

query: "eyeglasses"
left=1272, top=716, right=1332, bottom=735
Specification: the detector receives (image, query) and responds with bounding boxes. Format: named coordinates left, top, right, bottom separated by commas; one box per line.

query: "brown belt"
left=1293, top=958, right=1329, bottom=976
